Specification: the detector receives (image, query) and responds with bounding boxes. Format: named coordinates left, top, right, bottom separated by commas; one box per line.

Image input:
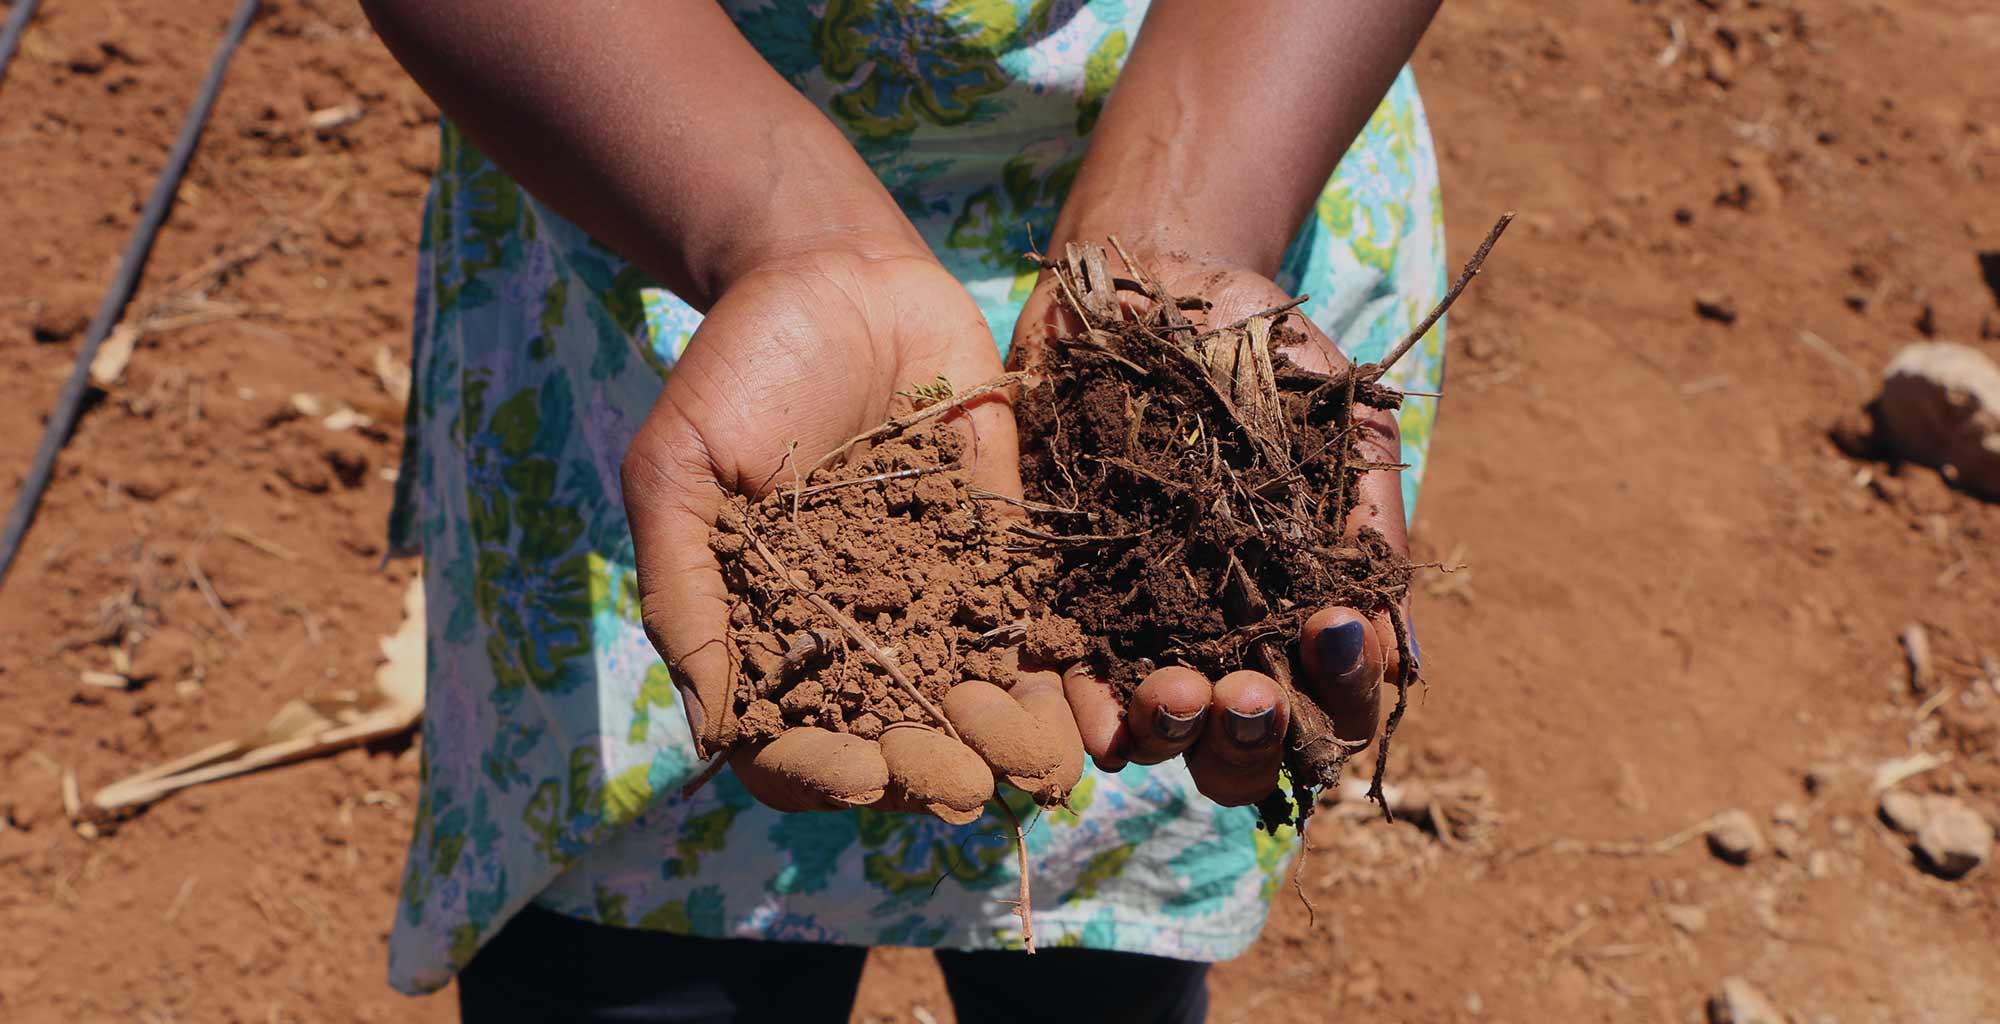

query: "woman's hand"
left=1010, top=253, right=1410, bottom=807
left=621, top=243, right=1083, bottom=820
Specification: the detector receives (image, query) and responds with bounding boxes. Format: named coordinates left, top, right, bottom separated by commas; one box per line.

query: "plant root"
left=997, top=798, right=1036, bottom=954
left=802, top=371, right=1030, bottom=483
left=1014, top=223, right=1511, bottom=834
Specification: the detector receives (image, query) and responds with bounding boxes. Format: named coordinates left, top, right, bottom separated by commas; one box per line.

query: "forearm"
left=1054, top=0, right=1441, bottom=273
left=361, top=0, right=922, bottom=309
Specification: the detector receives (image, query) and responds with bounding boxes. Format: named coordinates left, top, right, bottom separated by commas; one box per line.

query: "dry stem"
left=1374, top=212, right=1514, bottom=375
left=997, top=798, right=1036, bottom=955
left=803, top=372, right=1030, bottom=483
left=793, top=463, right=958, bottom=499
left=1366, top=605, right=1420, bottom=820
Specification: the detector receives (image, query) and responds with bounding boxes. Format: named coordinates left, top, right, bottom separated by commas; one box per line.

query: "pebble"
left=1707, top=976, right=1783, bottom=1024
left=1664, top=903, right=1708, bottom=934
left=1707, top=809, right=1764, bottom=865
left=1770, top=822, right=1805, bottom=861
left=1914, top=800, right=1993, bottom=880
left=1874, top=342, right=2000, bottom=499
left=1694, top=291, right=1740, bottom=324
left=1878, top=789, right=1934, bottom=834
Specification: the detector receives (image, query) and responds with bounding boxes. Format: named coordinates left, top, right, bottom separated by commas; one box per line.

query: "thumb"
left=621, top=396, right=736, bottom=757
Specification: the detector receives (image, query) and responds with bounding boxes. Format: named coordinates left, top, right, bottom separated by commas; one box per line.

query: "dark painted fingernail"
left=1224, top=706, right=1278, bottom=747
left=1154, top=706, right=1206, bottom=742
left=1408, top=629, right=1423, bottom=674
left=1319, top=620, right=1367, bottom=677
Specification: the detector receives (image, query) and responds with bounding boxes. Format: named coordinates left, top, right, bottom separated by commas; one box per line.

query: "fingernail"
left=1224, top=706, right=1277, bottom=747
left=1408, top=629, right=1423, bottom=674
left=1319, top=620, right=1367, bottom=677
left=1154, top=706, right=1206, bottom=742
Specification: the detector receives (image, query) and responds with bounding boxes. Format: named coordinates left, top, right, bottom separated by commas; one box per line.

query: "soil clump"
left=1012, top=234, right=1504, bottom=829
left=709, top=418, right=1084, bottom=760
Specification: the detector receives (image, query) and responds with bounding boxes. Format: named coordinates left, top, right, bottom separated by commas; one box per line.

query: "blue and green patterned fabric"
left=386, top=0, right=1445, bottom=994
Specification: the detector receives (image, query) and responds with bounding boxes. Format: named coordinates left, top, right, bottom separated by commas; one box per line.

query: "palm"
left=621, top=249, right=1068, bottom=817
left=661, top=252, right=1014, bottom=504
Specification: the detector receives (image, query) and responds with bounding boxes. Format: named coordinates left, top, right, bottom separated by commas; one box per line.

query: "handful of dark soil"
left=1014, top=226, right=1509, bottom=831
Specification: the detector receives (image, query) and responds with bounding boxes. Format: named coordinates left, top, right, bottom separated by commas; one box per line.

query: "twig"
left=1366, top=604, right=1419, bottom=819
left=967, top=488, right=1096, bottom=518
left=1871, top=751, right=1950, bottom=793
left=793, top=463, right=958, bottom=499
left=1375, top=212, right=1514, bottom=375
left=223, top=524, right=298, bottom=562
left=997, top=798, right=1036, bottom=955
left=678, top=756, right=730, bottom=800
left=1291, top=827, right=1319, bottom=928
left=163, top=876, right=198, bottom=924
left=1796, top=331, right=1869, bottom=385
left=1189, top=295, right=1311, bottom=346
left=1105, top=234, right=1190, bottom=331
left=973, top=622, right=1029, bottom=647
left=803, top=372, right=1029, bottom=483
left=728, top=511, right=958, bottom=739
left=1005, top=524, right=1150, bottom=545
left=1048, top=332, right=1149, bottom=376
left=1544, top=814, right=1722, bottom=858
left=184, top=554, right=244, bottom=641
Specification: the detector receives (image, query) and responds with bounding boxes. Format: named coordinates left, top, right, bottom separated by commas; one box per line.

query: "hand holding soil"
left=620, top=245, right=1083, bottom=822
left=1009, top=251, right=1412, bottom=812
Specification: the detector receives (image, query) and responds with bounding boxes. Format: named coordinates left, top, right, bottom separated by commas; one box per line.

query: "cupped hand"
left=623, top=244, right=1084, bottom=821
left=1011, top=254, right=1411, bottom=807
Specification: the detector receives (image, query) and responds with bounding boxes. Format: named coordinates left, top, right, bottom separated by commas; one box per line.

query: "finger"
left=1063, top=664, right=1131, bottom=772
left=1008, top=670, right=1086, bottom=804
left=1125, top=666, right=1213, bottom=766
left=943, top=679, right=1063, bottom=788
left=623, top=403, right=737, bottom=757
left=729, top=728, right=889, bottom=812
left=1299, top=607, right=1386, bottom=746
left=1347, top=404, right=1410, bottom=553
left=1186, top=670, right=1289, bottom=806
left=877, top=724, right=995, bottom=825
left=1005, top=275, right=1073, bottom=373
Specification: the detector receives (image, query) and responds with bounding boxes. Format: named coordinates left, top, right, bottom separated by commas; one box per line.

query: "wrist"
left=689, top=165, right=932, bottom=309
left=1050, top=197, right=1284, bottom=281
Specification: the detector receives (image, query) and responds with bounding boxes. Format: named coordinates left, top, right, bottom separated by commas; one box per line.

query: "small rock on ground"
left=1914, top=799, right=1993, bottom=880
left=1664, top=903, right=1708, bottom=934
left=1707, top=809, right=1764, bottom=865
left=1708, top=976, right=1783, bottom=1024
left=1878, top=789, right=1933, bottom=834
left=1694, top=291, right=1739, bottom=324
left=1875, top=341, right=2000, bottom=499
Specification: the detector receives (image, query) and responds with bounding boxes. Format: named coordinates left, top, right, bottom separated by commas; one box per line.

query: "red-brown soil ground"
left=3, top=1, right=1997, bottom=1021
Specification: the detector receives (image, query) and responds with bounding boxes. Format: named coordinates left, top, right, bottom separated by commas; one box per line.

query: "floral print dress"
left=386, top=0, right=1446, bottom=995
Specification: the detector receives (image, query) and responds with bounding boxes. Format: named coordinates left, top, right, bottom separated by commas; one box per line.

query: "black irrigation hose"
left=0, top=0, right=48, bottom=95
left=0, top=0, right=261, bottom=589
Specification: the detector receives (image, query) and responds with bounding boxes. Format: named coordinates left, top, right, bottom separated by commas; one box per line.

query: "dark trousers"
left=458, top=905, right=1210, bottom=1024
